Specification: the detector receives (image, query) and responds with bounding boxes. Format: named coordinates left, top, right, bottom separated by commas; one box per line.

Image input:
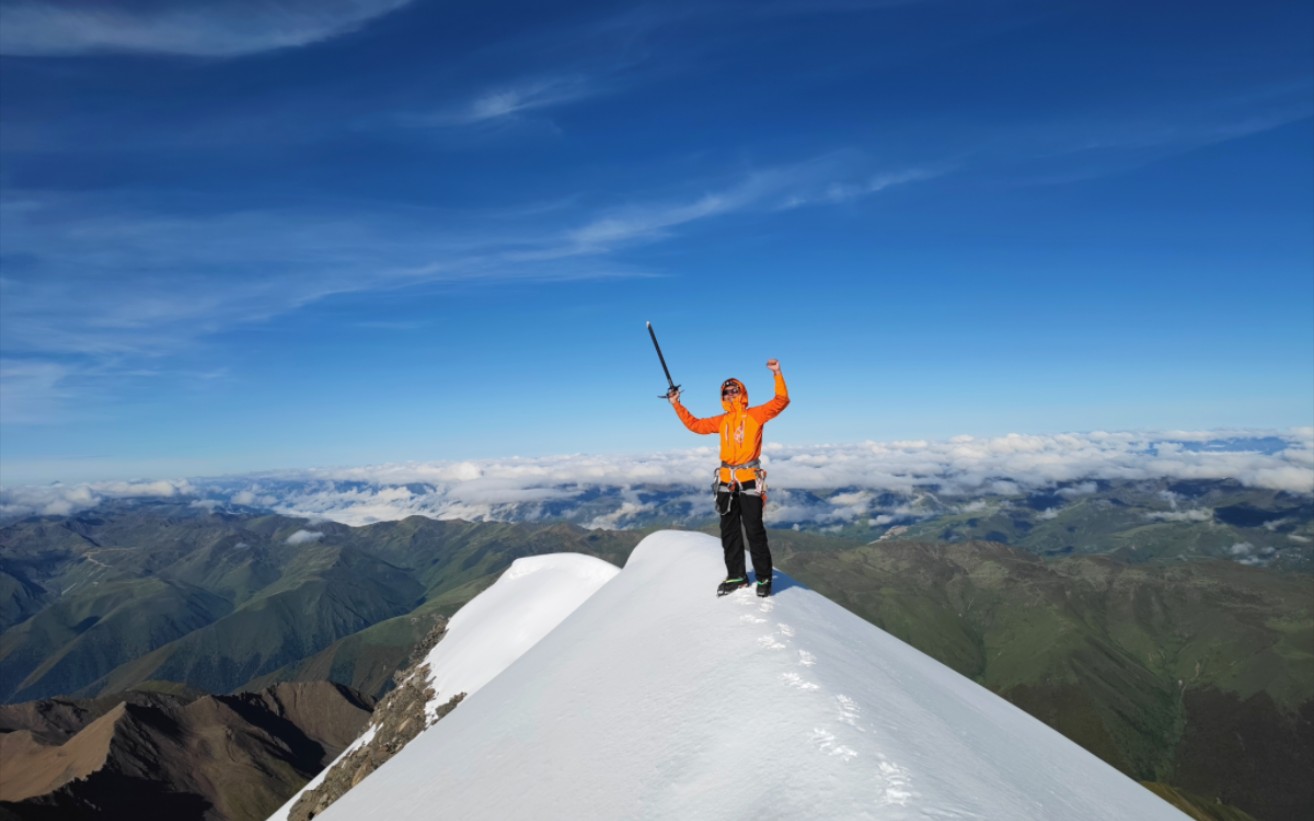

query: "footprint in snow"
left=810, top=727, right=858, bottom=761
left=876, top=758, right=914, bottom=805
left=835, top=694, right=864, bottom=731
left=776, top=623, right=795, bottom=638
left=739, top=613, right=767, bottom=624
left=758, top=634, right=787, bottom=650
left=798, top=650, right=816, bottom=667
left=782, top=672, right=819, bottom=691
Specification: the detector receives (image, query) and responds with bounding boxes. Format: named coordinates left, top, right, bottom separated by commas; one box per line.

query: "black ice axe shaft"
left=646, top=321, right=681, bottom=399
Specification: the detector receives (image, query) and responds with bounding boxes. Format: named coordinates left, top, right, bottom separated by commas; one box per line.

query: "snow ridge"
left=269, top=553, right=618, bottom=820
left=421, top=552, right=620, bottom=712
left=316, top=531, right=1187, bottom=821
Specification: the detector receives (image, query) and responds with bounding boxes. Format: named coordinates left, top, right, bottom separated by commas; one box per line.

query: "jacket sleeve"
left=749, top=372, right=790, bottom=423
left=673, top=401, right=722, bottom=435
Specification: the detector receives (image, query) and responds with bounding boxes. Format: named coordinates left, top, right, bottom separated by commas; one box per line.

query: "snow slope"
left=268, top=553, right=618, bottom=820
left=318, top=531, right=1187, bottom=820
left=420, top=552, right=621, bottom=714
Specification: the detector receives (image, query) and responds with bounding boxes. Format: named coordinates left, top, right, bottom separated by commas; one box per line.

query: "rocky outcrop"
left=287, top=621, right=464, bottom=821
left=0, top=682, right=373, bottom=821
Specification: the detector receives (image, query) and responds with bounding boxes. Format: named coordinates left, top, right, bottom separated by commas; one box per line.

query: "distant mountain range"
left=3, top=431, right=1310, bottom=569
left=863, top=479, right=1313, bottom=568
left=0, top=484, right=1309, bottom=821
left=0, top=504, right=641, bottom=703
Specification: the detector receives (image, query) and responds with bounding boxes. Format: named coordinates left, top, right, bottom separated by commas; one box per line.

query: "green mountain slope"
left=0, top=502, right=641, bottom=702
left=0, top=578, right=232, bottom=702
left=90, top=545, right=425, bottom=697
left=242, top=610, right=444, bottom=698
left=780, top=539, right=1313, bottom=821
left=3, top=500, right=1307, bottom=818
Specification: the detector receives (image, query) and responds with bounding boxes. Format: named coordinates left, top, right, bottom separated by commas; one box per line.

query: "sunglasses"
left=722, top=386, right=741, bottom=396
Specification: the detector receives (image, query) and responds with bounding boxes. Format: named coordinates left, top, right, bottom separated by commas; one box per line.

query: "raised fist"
left=766, top=359, right=781, bottom=373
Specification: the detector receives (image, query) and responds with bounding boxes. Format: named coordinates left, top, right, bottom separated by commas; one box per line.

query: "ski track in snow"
left=730, top=585, right=920, bottom=807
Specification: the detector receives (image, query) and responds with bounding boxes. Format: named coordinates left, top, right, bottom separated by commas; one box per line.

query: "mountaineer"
left=668, top=360, right=789, bottom=597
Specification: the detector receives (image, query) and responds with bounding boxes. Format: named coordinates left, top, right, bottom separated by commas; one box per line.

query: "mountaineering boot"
left=756, top=578, right=773, bottom=598
left=716, top=577, right=749, bottom=597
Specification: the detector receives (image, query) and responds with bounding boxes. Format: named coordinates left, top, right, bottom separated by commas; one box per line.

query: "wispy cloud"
left=0, top=359, right=73, bottom=425
left=3, top=227, right=339, bottom=363
left=561, top=193, right=736, bottom=252
left=1, top=152, right=933, bottom=421
left=777, top=167, right=944, bottom=210
left=0, top=0, right=415, bottom=57
left=754, top=0, right=929, bottom=15
left=0, top=193, right=540, bottom=357
left=1006, top=86, right=1314, bottom=185
left=429, top=75, right=602, bottom=127
left=543, top=154, right=940, bottom=256
left=398, top=0, right=933, bottom=133
left=1058, top=109, right=1311, bottom=164
left=285, top=528, right=324, bottom=545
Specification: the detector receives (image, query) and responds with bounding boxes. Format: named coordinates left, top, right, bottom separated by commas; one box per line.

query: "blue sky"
left=1, top=0, right=1311, bottom=485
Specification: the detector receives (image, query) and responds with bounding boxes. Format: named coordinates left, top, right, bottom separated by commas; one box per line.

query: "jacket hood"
left=720, top=378, right=748, bottom=412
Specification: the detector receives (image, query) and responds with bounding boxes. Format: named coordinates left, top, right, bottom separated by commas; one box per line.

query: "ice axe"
left=646, top=321, right=681, bottom=400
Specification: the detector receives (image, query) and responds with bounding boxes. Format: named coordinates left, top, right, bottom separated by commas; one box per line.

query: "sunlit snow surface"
left=421, top=552, right=621, bottom=717
left=318, top=531, right=1187, bottom=820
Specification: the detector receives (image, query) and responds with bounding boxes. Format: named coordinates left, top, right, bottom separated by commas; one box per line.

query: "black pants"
left=718, top=489, right=772, bottom=582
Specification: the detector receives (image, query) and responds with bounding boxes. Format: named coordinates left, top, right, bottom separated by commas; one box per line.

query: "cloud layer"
left=3, top=430, right=1309, bottom=527
left=0, top=478, right=196, bottom=518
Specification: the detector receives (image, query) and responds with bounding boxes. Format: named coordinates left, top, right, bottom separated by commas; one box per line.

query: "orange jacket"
left=673, top=372, right=790, bottom=482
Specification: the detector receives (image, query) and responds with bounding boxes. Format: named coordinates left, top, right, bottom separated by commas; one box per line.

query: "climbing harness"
left=713, top=459, right=768, bottom=515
